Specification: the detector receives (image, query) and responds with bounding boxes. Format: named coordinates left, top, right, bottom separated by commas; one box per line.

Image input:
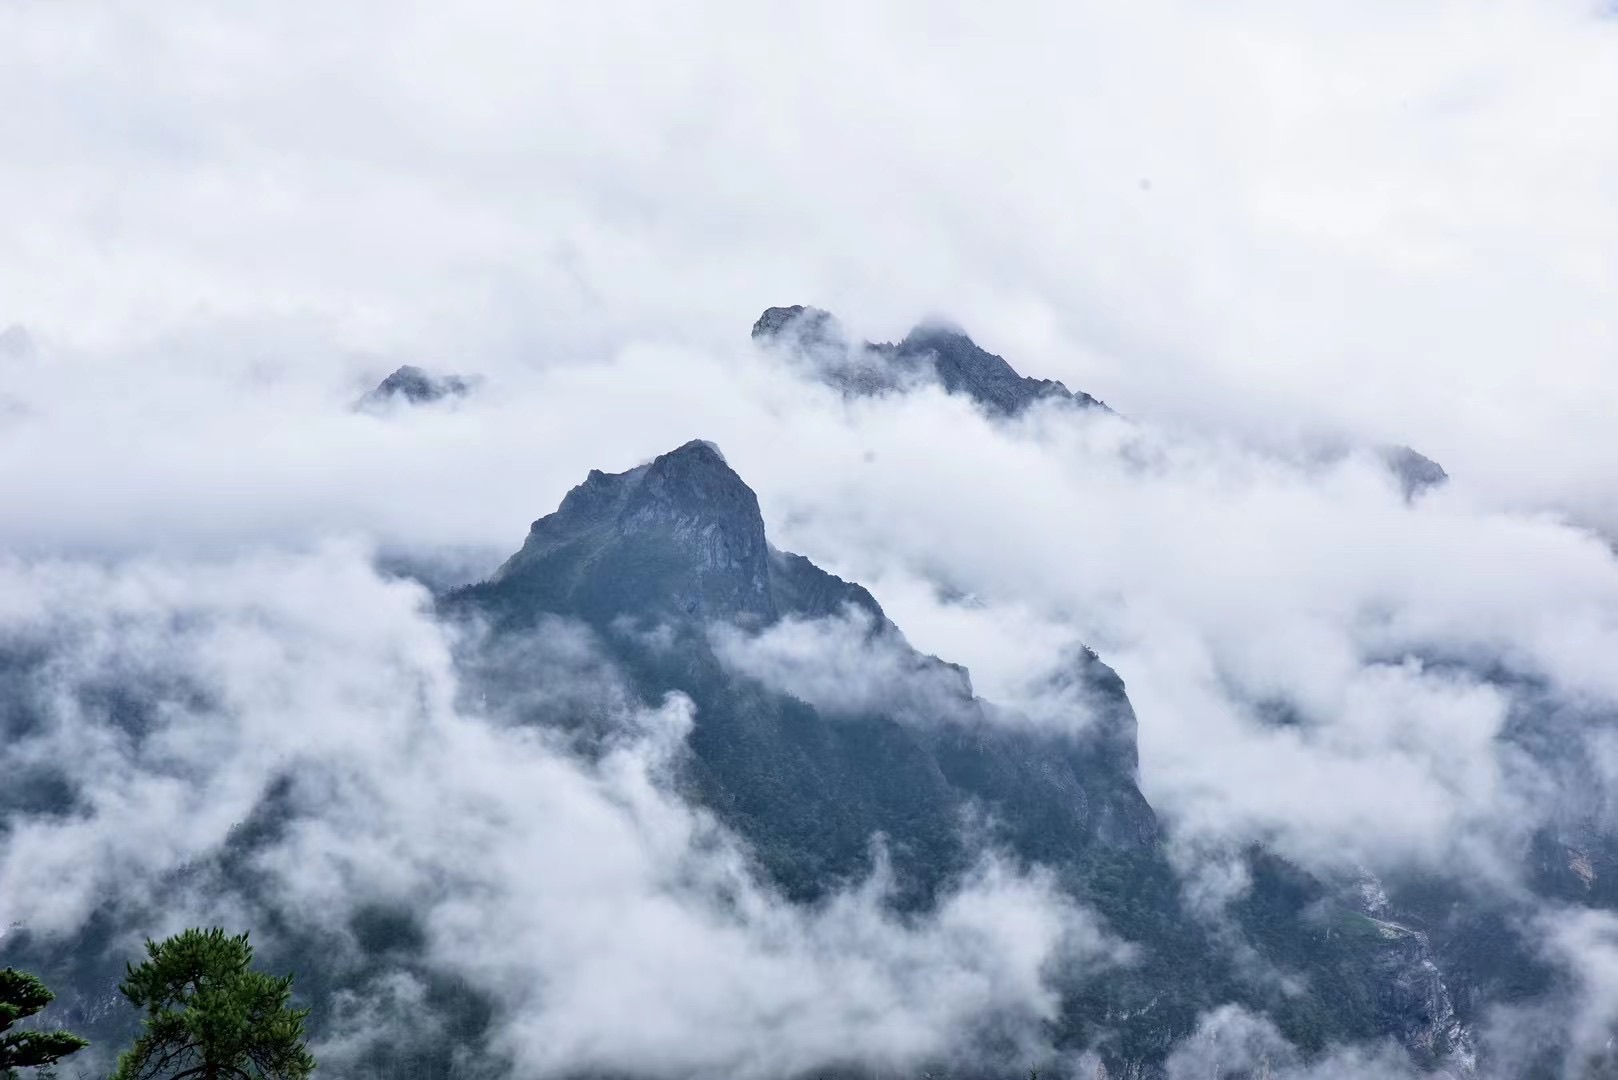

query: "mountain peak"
left=489, top=440, right=774, bottom=623
left=1379, top=444, right=1449, bottom=499
left=358, top=364, right=473, bottom=410
left=893, top=324, right=1105, bottom=416
left=750, top=305, right=849, bottom=354
left=751, top=305, right=813, bottom=339
left=751, top=305, right=1108, bottom=416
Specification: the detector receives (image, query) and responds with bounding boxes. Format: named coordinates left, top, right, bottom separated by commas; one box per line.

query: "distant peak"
left=1379, top=444, right=1449, bottom=499
left=751, top=305, right=810, bottom=338
left=894, top=322, right=1107, bottom=416
left=635, top=440, right=759, bottom=524
left=749, top=307, right=1109, bottom=416
left=358, top=364, right=474, bottom=410
left=560, top=439, right=744, bottom=518
left=750, top=305, right=849, bottom=353
left=751, top=305, right=815, bottom=337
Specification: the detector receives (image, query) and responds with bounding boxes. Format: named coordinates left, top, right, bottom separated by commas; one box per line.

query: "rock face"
left=750, top=304, right=843, bottom=347
left=358, top=364, right=472, bottom=409
left=752, top=305, right=1109, bottom=415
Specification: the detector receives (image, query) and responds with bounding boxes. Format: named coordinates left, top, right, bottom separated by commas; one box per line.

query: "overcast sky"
left=3, top=0, right=1615, bottom=527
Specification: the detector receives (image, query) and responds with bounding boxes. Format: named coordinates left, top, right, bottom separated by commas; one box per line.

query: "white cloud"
left=2, top=0, right=1614, bottom=526
left=1162, top=1005, right=1428, bottom=1080
left=711, top=604, right=980, bottom=726
left=0, top=546, right=1112, bottom=1080
left=2, top=0, right=1618, bottom=1069
left=1532, top=908, right=1618, bottom=1067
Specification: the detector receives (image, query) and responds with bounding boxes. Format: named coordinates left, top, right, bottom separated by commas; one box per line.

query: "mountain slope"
left=452, top=440, right=1157, bottom=901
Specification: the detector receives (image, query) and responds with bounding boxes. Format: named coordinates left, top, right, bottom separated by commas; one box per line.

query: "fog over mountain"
left=3, top=3, right=1618, bottom=1079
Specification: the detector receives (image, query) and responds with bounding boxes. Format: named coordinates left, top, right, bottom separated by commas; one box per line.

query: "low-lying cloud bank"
left=0, top=546, right=1122, bottom=1079
left=3, top=0, right=1617, bottom=1071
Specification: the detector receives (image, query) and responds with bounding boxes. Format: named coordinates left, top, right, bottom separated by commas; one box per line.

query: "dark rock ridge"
left=357, top=364, right=473, bottom=409
left=488, top=440, right=777, bottom=624
left=755, top=305, right=1452, bottom=493
left=752, top=304, right=1109, bottom=416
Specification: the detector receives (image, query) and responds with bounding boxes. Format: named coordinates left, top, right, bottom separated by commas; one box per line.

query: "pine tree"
left=113, top=928, right=315, bottom=1080
left=0, top=968, right=89, bottom=1077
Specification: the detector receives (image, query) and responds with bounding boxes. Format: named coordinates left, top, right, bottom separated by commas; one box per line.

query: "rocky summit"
left=483, top=440, right=777, bottom=624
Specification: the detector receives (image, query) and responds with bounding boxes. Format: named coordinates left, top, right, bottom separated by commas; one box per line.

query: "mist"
left=0, top=546, right=1122, bottom=1079
left=4, top=0, right=1618, bottom=1075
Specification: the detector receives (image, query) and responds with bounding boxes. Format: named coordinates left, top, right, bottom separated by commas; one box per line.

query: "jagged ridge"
left=753, top=306, right=1451, bottom=497
left=752, top=305, right=1109, bottom=416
